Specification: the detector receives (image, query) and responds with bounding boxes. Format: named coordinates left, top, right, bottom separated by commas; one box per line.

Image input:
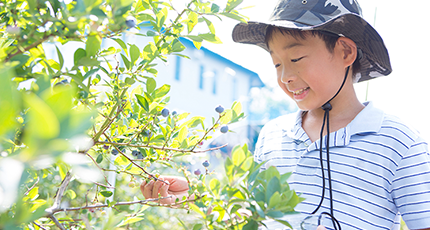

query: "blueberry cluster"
left=132, top=150, right=144, bottom=159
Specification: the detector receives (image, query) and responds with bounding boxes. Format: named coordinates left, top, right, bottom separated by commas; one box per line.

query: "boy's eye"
left=275, top=64, right=281, bottom=68
left=291, top=57, right=304, bottom=63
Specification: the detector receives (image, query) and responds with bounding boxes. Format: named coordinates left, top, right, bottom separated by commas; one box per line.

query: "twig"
left=24, top=177, right=40, bottom=196
left=50, top=195, right=203, bottom=214
left=48, top=215, right=66, bottom=230
left=103, top=134, right=169, bottom=185
left=32, top=221, right=48, bottom=230
left=97, top=141, right=228, bottom=153
left=191, top=115, right=223, bottom=151
left=46, top=172, right=73, bottom=213
left=85, top=152, right=112, bottom=186
left=93, top=181, right=115, bottom=189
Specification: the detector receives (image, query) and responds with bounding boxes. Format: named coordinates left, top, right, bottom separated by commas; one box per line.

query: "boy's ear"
left=338, top=37, right=358, bottom=67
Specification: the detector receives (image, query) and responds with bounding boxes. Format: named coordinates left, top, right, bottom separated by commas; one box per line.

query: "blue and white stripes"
left=255, top=102, right=430, bottom=230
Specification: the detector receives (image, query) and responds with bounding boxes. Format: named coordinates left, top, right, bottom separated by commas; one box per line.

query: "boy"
left=232, top=0, right=430, bottom=229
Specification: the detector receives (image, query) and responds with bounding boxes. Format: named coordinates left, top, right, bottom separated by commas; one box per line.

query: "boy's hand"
left=317, top=225, right=326, bottom=230
left=140, top=176, right=189, bottom=205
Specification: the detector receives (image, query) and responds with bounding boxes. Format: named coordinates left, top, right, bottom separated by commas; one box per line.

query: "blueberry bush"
left=0, top=0, right=303, bottom=229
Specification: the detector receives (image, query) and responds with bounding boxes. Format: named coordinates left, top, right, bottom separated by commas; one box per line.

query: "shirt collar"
left=282, top=101, right=384, bottom=146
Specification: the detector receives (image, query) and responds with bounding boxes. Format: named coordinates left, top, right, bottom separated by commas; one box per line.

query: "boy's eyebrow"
left=269, top=42, right=304, bottom=54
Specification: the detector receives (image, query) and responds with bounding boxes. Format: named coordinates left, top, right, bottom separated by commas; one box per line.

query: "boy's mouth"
left=292, top=87, right=310, bottom=95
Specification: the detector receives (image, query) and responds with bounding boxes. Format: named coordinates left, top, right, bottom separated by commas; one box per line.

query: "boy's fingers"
left=140, top=180, right=147, bottom=193
left=152, top=179, right=164, bottom=198
left=142, top=180, right=154, bottom=199
left=159, top=184, right=169, bottom=198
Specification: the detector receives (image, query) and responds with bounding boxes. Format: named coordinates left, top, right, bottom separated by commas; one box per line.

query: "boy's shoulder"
left=352, top=102, right=423, bottom=145
left=258, top=111, right=301, bottom=141
left=379, top=110, right=422, bottom=143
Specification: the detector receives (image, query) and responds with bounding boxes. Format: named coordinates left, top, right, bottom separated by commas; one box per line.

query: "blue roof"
left=178, top=37, right=264, bottom=88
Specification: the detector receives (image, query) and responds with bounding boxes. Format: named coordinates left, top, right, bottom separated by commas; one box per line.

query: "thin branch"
left=48, top=215, right=66, bottom=230
left=32, top=221, right=48, bottom=230
left=96, top=141, right=228, bottom=153
left=85, top=152, right=112, bottom=186
left=103, top=134, right=169, bottom=185
left=46, top=172, right=73, bottom=213
left=51, top=195, right=203, bottom=214
left=24, top=177, right=40, bottom=196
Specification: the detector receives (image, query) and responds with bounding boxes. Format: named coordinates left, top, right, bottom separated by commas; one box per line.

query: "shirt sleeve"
left=391, top=138, right=430, bottom=229
left=254, top=125, right=265, bottom=165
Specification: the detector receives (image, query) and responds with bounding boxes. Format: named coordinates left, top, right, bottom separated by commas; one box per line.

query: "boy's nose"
left=279, top=68, right=296, bottom=84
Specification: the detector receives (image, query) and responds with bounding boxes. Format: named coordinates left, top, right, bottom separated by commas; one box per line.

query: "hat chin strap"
left=311, top=65, right=350, bottom=230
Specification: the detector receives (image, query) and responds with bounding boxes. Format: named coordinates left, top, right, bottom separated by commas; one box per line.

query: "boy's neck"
left=301, top=85, right=365, bottom=143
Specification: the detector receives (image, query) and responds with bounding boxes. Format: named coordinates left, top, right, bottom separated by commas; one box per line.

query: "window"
left=232, top=78, right=238, bottom=101
left=212, top=71, right=217, bottom=95
left=199, top=65, right=204, bottom=89
left=175, top=56, right=181, bottom=81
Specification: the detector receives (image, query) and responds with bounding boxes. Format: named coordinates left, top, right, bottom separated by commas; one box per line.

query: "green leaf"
left=220, top=12, right=247, bottom=23
left=0, top=65, right=20, bottom=136
left=96, top=154, right=103, bottom=164
left=187, top=11, right=198, bottom=34
left=25, top=93, right=60, bottom=139
left=199, top=33, right=222, bottom=44
left=171, top=39, right=185, bottom=52
left=121, top=53, right=131, bottom=70
left=177, top=126, right=188, bottom=143
left=192, top=223, right=203, bottom=230
left=156, top=8, right=168, bottom=31
left=86, top=35, right=102, bottom=57
left=226, top=0, right=244, bottom=12
left=209, top=178, right=220, bottom=196
left=74, top=48, right=86, bottom=66
left=274, top=219, right=293, bottom=229
left=268, top=191, right=281, bottom=208
left=100, top=190, right=113, bottom=197
left=116, top=216, right=144, bottom=227
left=184, top=35, right=203, bottom=42
left=203, top=17, right=215, bottom=34
left=153, top=84, right=170, bottom=98
left=188, top=203, right=205, bottom=218
left=243, top=219, right=258, bottom=230
left=232, top=145, right=246, bottom=166
left=146, top=78, right=156, bottom=94
left=211, top=3, right=220, bottom=13
left=135, top=94, right=149, bottom=112
left=55, top=45, right=64, bottom=70
left=266, top=177, right=281, bottom=203
left=129, top=44, right=140, bottom=65
left=112, top=38, right=128, bottom=55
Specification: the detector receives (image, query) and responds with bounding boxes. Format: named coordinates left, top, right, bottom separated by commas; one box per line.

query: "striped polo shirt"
left=255, top=102, right=430, bottom=230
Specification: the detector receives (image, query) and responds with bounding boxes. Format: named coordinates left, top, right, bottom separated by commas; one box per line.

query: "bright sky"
left=201, top=0, right=430, bottom=142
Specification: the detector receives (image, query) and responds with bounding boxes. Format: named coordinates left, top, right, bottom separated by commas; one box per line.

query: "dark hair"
left=265, top=26, right=361, bottom=78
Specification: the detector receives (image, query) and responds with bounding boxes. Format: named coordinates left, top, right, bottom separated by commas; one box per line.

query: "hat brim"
left=232, top=13, right=392, bottom=82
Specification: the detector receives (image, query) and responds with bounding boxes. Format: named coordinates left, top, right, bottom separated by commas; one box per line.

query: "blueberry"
left=220, top=125, right=229, bottom=134
left=215, top=105, right=224, bottom=113
left=125, top=17, right=136, bottom=28
left=103, top=145, right=109, bottom=150
left=172, top=111, right=178, bottom=116
left=112, top=149, right=119, bottom=155
left=194, top=169, right=201, bottom=176
left=161, top=108, right=169, bottom=117
left=202, top=160, right=210, bottom=168
left=132, top=150, right=139, bottom=157
left=137, top=153, right=144, bottom=160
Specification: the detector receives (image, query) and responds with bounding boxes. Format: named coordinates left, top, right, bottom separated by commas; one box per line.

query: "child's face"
left=268, top=30, right=348, bottom=111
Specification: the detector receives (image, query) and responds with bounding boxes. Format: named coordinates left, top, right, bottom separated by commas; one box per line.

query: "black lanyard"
left=310, top=66, right=351, bottom=230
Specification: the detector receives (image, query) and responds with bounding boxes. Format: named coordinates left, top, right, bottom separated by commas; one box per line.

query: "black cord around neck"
left=311, top=66, right=350, bottom=230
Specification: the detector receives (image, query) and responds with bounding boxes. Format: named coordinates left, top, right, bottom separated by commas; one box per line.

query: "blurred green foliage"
left=0, top=0, right=303, bottom=229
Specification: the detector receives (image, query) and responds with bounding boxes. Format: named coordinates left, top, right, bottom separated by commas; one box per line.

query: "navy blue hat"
left=232, top=0, right=392, bottom=82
